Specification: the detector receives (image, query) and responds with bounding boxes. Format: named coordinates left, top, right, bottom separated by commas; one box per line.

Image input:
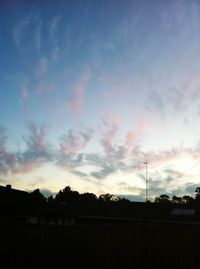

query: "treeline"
left=154, top=187, right=200, bottom=204
left=29, top=186, right=130, bottom=208
left=26, top=186, right=137, bottom=218
left=28, top=185, right=200, bottom=208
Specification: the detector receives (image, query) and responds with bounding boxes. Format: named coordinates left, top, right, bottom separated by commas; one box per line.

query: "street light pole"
left=138, top=161, right=149, bottom=202
left=144, top=161, right=148, bottom=202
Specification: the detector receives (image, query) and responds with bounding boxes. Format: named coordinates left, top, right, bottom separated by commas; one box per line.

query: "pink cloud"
left=143, top=147, right=184, bottom=168
left=13, top=162, right=42, bottom=174
left=59, top=128, right=93, bottom=156
left=99, top=115, right=146, bottom=162
left=68, top=69, right=91, bottom=114
left=125, top=117, right=146, bottom=146
left=101, top=114, right=122, bottom=156
left=68, top=91, right=83, bottom=114
left=11, top=123, right=51, bottom=175
left=125, top=130, right=137, bottom=146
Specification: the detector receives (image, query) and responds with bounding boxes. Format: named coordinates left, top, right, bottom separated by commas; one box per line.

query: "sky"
left=1, top=0, right=200, bottom=201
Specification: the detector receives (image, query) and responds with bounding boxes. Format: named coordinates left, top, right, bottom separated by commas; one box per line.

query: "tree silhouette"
left=99, top=193, right=119, bottom=202
left=195, top=187, right=200, bottom=201
left=47, top=195, right=55, bottom=205
left=182, top=195, right=194, bottom=204
left=118, top=197, right=130, bottom=204
left=55, top=186, right=80, bottom=207
left=80, top=192, right=97, bottom=203
left=30, top=189, right=46, bottom=206
left=172, top=195, right=183, bottom=204
left=154, top=194, right=170, bottom=203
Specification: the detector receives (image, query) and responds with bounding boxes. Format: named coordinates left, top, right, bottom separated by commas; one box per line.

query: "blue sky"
left=1, top=0, right=200, bottom=200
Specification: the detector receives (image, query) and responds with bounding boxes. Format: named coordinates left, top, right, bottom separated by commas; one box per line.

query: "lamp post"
left=143, top=161, right=148, bottom=202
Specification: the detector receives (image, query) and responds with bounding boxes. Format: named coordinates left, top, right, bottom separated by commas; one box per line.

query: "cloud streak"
left=59, top=128, right=93, bottom=156
left=13, top=122, right=52, bottom=174
left=125, top=117, right=146, bottom=147
left=36, top=56, right=48, bottom=78
left=36, top=80, right=55, bottom=95
left=68, top=69, right=91, bottom=114
left=100, top=114, right=122, bottom=158
left=13, top=16, right=31, bottom=49
left=35, top=21, right=42, bottom=52
left=21, top=86, right=29, bottom=102
left=49, top=15, right=60, bottom=41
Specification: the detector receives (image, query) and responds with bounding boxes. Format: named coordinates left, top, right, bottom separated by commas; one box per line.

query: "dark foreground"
left=1, top=221, right=200, bottom=269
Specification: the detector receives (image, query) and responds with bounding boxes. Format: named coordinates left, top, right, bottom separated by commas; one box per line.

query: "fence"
left=1, top=221, right=199, bottom=268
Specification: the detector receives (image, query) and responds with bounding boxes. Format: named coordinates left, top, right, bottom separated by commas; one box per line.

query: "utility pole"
left=144, top=161, right=148, bottom=202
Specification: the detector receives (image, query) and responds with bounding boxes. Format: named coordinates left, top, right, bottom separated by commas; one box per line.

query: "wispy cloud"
left=90, top=163, right=117, bottom=179
left=20, top=85, right=29, bottom=102
left=142, top=147, right=184, bottom=168
left=51, top=46, right=60, bottom=61
left=24, top=121, right=51, bottom=159
left=36, top=80, right=55, bottom=95
left=49, top=15, right=60, bottom=41
left=85, top=152, right=127, bottom=179
left=56, top=127, right=93, bottom=172
left=59, top=128, right=93, bottom=156
left=125, top=117, right=146, bottom=147
left=85, top=115, right=147, bottom=180
left=100, top=114, right=122, bottom=157
left=14, top=122, right=52, bottom=174
left=36, top=56, right=48, bottom=78
left=48, top=15, right=61, bottom=63
left=71, top=170, right=89, bottom=178
left=13, top=15, right=31, bottom=49
left=68, top=69, right=91, bottom=114
left=35, top=21, right=42, bottom=52
left=56, top=153, right=84, bottom=170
